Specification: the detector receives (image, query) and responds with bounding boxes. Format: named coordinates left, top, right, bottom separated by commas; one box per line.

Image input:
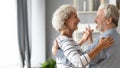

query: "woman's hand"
left=78, top=26, right=93, bottom=46
left=97, top=36, right=113, bottom=50
left=86, top=26, right=94, bottom=44
left=81, top=26, right=94, bottom=42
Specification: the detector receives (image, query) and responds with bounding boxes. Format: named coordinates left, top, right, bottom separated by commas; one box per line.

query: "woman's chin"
left=73, top=28, right=78, bottom=32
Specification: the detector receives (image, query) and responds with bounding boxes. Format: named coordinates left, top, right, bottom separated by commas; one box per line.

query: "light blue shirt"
left=87, top=28, right=120, bottom=68
left=56, top=28, right=120, bottom=68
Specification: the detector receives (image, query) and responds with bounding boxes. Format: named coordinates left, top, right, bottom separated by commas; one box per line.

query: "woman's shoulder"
left=57, top=35, right=72, bottom=42
left=56, top=35, right=77, bottom=45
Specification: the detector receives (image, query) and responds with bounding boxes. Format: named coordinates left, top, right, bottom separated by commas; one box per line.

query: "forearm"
left=78, top=39, right=85, bottom=46
left=88, top=43, right=102, bottom=60
left=87, top=36, right=113, bottom=61
left=87, top=36, right=93, bottom=44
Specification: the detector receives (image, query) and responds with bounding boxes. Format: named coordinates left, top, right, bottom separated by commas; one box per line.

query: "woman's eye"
left=75, top=16, right=77, bottom=18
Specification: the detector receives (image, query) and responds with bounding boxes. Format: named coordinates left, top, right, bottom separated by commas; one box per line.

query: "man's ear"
left=106, top=17, right=112, bottom=24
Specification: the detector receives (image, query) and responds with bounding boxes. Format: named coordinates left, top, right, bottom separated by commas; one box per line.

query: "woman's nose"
left=78, top=18, right=80, bottom=22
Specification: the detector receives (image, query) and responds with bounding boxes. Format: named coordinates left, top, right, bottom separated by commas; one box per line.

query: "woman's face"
left=65, top=13, right=80, bottom=31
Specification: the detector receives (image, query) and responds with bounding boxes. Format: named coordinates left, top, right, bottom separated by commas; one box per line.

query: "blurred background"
left=0, top=0, right=119, bottom=68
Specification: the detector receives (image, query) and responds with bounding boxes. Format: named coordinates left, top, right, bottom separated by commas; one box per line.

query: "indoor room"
left=0, top=0, right=120, bottom=68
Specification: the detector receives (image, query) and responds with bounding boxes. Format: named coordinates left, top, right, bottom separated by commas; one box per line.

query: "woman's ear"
left=64, top=22, right=67, bottom=26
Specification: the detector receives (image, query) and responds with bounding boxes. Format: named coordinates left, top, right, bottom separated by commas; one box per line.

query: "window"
left=0, top=0, right=20, bottom=68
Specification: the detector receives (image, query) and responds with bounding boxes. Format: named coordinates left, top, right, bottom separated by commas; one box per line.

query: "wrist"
left=87, top=39, right=93, bottom=44
left=87, top=36, right=93, bottom=44
left=96, top=43, right=103, bottom=50
left=81, top=38, right=86, bottom=43
left=78, top=39, right=86, bottom=46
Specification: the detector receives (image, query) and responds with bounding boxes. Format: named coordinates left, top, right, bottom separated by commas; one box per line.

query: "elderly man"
left=52, top=3, right=120, bottom=68
left=86, top=3, right=120, bottom=68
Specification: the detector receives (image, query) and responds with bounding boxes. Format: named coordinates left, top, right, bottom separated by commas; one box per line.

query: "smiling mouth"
left=75, top=22, right=78, bottom=25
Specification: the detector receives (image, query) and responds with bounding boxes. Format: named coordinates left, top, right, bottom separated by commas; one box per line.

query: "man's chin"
left=96, top=27, right=103, bottom=32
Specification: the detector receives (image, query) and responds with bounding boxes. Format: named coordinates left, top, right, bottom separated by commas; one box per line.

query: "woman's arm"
left=88, top=37, right=113, bottom=60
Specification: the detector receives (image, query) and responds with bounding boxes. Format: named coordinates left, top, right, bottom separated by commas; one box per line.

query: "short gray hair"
left=99, top=4, right=119, bottom=27
left=52, top=4, right=77, bottom=31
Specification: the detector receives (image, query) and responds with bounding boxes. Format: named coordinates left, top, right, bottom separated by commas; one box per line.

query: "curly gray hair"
left=52, top=4, right=77, bottom=31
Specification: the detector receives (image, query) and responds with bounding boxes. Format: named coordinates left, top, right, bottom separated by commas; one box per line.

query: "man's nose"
left=94, top=17, right=97, bottom=23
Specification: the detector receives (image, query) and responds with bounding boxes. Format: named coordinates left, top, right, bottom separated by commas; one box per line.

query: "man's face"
left=94, top=9, right=107, bottom=32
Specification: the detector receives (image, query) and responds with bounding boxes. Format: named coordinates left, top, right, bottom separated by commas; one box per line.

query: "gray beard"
left=96, top=24, right=107, bottom=32
left=96, top=25, right=104, bottom=31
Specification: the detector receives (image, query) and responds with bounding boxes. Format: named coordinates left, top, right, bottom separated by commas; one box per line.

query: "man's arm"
left=52, top=40, right=59, bottom=56
left=85, top=37, right=112, bottom=64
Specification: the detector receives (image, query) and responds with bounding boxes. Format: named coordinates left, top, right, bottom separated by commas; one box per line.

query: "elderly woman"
left=52, top=4, right=113, bottom=68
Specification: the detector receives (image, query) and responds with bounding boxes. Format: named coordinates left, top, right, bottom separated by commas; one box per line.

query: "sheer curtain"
left=0, top=0, right=19, bottom=68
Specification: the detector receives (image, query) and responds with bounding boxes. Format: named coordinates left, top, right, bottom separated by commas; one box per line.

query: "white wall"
left=0, top=0, right=20, bottom=67
left=31, top=0, right=46, bottom=67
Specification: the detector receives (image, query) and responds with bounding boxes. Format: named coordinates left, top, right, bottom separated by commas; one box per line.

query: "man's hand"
left=52, top=40, right=59, bottom=56
left=86, top=26, right=94, bottom=44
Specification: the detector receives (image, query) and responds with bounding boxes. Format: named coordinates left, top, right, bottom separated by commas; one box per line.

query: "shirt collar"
left=99, top=28, right=116, bottom=38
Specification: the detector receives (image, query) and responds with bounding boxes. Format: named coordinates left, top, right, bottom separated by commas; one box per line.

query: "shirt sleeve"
left=85, top=38, right=99, bottom=53
left=89, top=50, right=106, bottom=65
left=58, top=38, right=91, bottom=67
left=56, top=49, right=72, bottom=66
